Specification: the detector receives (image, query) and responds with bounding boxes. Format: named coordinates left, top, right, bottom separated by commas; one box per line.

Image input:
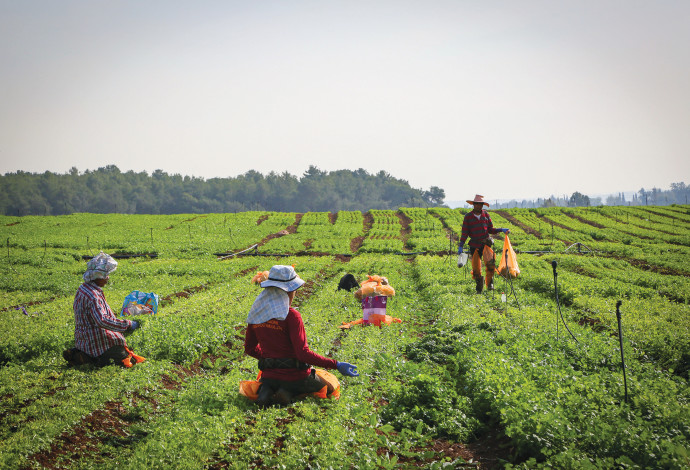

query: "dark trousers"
left=65, top=345, right=129, bottom=367
left=95, top=345, right=129, bottom=367
left=257, top=370, right=326, bottom=406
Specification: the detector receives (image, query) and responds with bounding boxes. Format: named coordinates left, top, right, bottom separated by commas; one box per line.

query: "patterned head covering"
left=246, top=265, right=305, bottom=324
left=83, top=251, right=118, bottom=282
left=246, top=288, right=290, bottom=324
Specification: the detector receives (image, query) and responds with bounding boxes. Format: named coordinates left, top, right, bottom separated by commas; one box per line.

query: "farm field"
left=1, top=206, right=689, bottom=469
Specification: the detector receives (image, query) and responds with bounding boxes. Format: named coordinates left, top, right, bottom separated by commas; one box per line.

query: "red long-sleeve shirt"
left=244, top=307, right=337, bottom=381
left=459, top=210, right=500, bottom=249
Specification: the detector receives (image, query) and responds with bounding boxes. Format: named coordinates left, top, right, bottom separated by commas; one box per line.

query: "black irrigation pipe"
left=215, top=252, right=355, bottom=259
left=616, top=300, right=629, bottom=403
left=222, top=253, right=291, bottom=258
left=552, top=260, right=579, bottom=344
left=80, top=253, right=158, bottom=260
left=215, top=248, right=431, bottom=259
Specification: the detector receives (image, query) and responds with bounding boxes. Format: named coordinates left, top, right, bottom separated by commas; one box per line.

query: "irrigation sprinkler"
left=499, top=253, right=520, bottom=310
left=563, top=242, right=593, bottom=255
left=552, top=260, right=578, bottom=343
left=616, top=300, right=629, bottom=403
left=218, top=244, right=259, bottom=260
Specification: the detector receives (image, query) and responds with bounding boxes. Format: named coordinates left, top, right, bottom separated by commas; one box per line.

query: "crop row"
left=413, top=256, right=689, bottom=467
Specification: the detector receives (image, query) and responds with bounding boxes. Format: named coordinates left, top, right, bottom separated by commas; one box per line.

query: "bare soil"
left=494, top=210, right=542, bottom=239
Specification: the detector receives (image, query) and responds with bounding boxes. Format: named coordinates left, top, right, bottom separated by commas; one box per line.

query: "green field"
left=1, top=206, right=689, bottom=469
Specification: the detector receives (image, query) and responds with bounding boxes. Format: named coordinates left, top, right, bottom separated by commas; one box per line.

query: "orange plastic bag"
left=338, top=314, right=402, bottom=329
left=239, top=369, right=341, bottom=401
left=482, top=245, right=496, bottom=270
left=354, top=275, right=395, bottom=300
left=497, top=235, right=520, bottom=278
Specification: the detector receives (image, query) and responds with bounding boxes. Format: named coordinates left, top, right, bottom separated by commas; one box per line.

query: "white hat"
left=260, top=265, right=305, bottom=292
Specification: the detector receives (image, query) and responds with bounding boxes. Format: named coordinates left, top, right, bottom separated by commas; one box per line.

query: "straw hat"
left=466, top=194, right=489, bottom=207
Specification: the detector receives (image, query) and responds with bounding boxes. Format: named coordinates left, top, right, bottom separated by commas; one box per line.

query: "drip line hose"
left=498, top=247, right=520, bottom=309
left=616, top=300, right=629, bottom=403
left=552, top=261, right=579, bottom=344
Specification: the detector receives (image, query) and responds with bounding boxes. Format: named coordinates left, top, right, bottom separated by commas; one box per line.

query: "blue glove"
left=336, top=361, right=359, bottom=377
left=129, top=320, right=140, bottom=331
left=500, top=228, right=510, bottom=234
left=457, top=245, right=464, bottom=254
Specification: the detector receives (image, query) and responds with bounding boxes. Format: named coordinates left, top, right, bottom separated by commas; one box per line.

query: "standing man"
left=458, top=195, right=510, bottom=293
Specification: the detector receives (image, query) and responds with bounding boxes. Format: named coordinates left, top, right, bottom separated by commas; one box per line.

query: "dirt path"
left=350, top=211, right=374, bottom=253
left=494, top=210, right=543, bottom=238
left=397, top=210, right=413, bottom=252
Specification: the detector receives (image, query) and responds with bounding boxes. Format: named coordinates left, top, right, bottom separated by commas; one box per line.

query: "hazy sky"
left=1, top=1, right=688, bottom=202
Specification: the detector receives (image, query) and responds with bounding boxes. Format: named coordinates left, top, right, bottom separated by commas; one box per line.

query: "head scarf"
left=246, top=287, right=290, bottom=324
left=246, top=265, right=305, bottom=324
left=83, top=251, right=118, bottom=282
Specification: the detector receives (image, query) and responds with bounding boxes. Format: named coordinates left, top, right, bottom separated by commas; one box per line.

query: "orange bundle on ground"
left=338, top=314, right=402, bottom=329
left=251, top=271, right=270, bottom=284
left=354, top=275, right=395, bottom=299
left=340, top=274, right=401, bottom=328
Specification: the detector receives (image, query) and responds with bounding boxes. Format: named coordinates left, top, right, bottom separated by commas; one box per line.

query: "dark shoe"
left=256, top=384, right=275, bottom=407
left=63, top=348, right=93, bottom=366
left=273, top=388, right=294, bottom=406
left=475, top=276, right=484, bottom=294
left=63, top=348, right=74, bottom=364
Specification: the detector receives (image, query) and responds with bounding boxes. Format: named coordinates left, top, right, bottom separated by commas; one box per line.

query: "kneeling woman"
left=244, top=265, right=358, bottom=406
left=63, top=252, right=143, bottom=368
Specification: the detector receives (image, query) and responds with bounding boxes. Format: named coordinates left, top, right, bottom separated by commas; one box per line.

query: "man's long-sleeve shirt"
left=459, top=210, right=500, bottom=249
left=244, top=307, right=337, bottom=381
left=74, top=282, right=133, bottom=357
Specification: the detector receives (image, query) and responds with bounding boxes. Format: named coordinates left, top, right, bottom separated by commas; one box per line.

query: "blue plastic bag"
left=121, top=290, right=159, bottom=316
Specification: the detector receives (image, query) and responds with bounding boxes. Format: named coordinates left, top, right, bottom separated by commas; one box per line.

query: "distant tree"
left=541, top=197, right=556, bottom=208
left=0, top=165, right=444, bottom=215
left=569, top=192, right=590, bottom=207
left=423, top=186, right=445, bottom=205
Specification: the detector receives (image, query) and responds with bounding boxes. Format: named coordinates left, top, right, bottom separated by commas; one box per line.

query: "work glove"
left=457, top=245, right=464, bottom=254
left=500, top=228, right=510, bottom=234
left=336, top=361, right=359, bottom=377
left=129, top=320, right=140, bottom=331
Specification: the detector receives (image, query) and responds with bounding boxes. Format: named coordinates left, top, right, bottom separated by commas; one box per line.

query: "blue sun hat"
left=260, top=265, right=305, bottom=292
left=247, top=266, right=305, bottom=324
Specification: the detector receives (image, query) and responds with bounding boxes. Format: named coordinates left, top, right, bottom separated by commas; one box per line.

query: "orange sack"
left=496, top=235, right=520, bottom=278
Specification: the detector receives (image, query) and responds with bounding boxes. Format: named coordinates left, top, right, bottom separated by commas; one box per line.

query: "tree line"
left=0, top=165, right=447, bottom=216
left=491, top=183, right=689, bottom=209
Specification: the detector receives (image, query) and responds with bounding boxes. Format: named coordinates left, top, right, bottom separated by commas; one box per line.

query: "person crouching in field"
left=63, top=252, right=145, bottom=368
left=244, top=265, right=359, bottom=406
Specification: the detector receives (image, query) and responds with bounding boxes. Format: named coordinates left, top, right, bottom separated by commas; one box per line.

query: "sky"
left=1, top=1, right=688, bottom=203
